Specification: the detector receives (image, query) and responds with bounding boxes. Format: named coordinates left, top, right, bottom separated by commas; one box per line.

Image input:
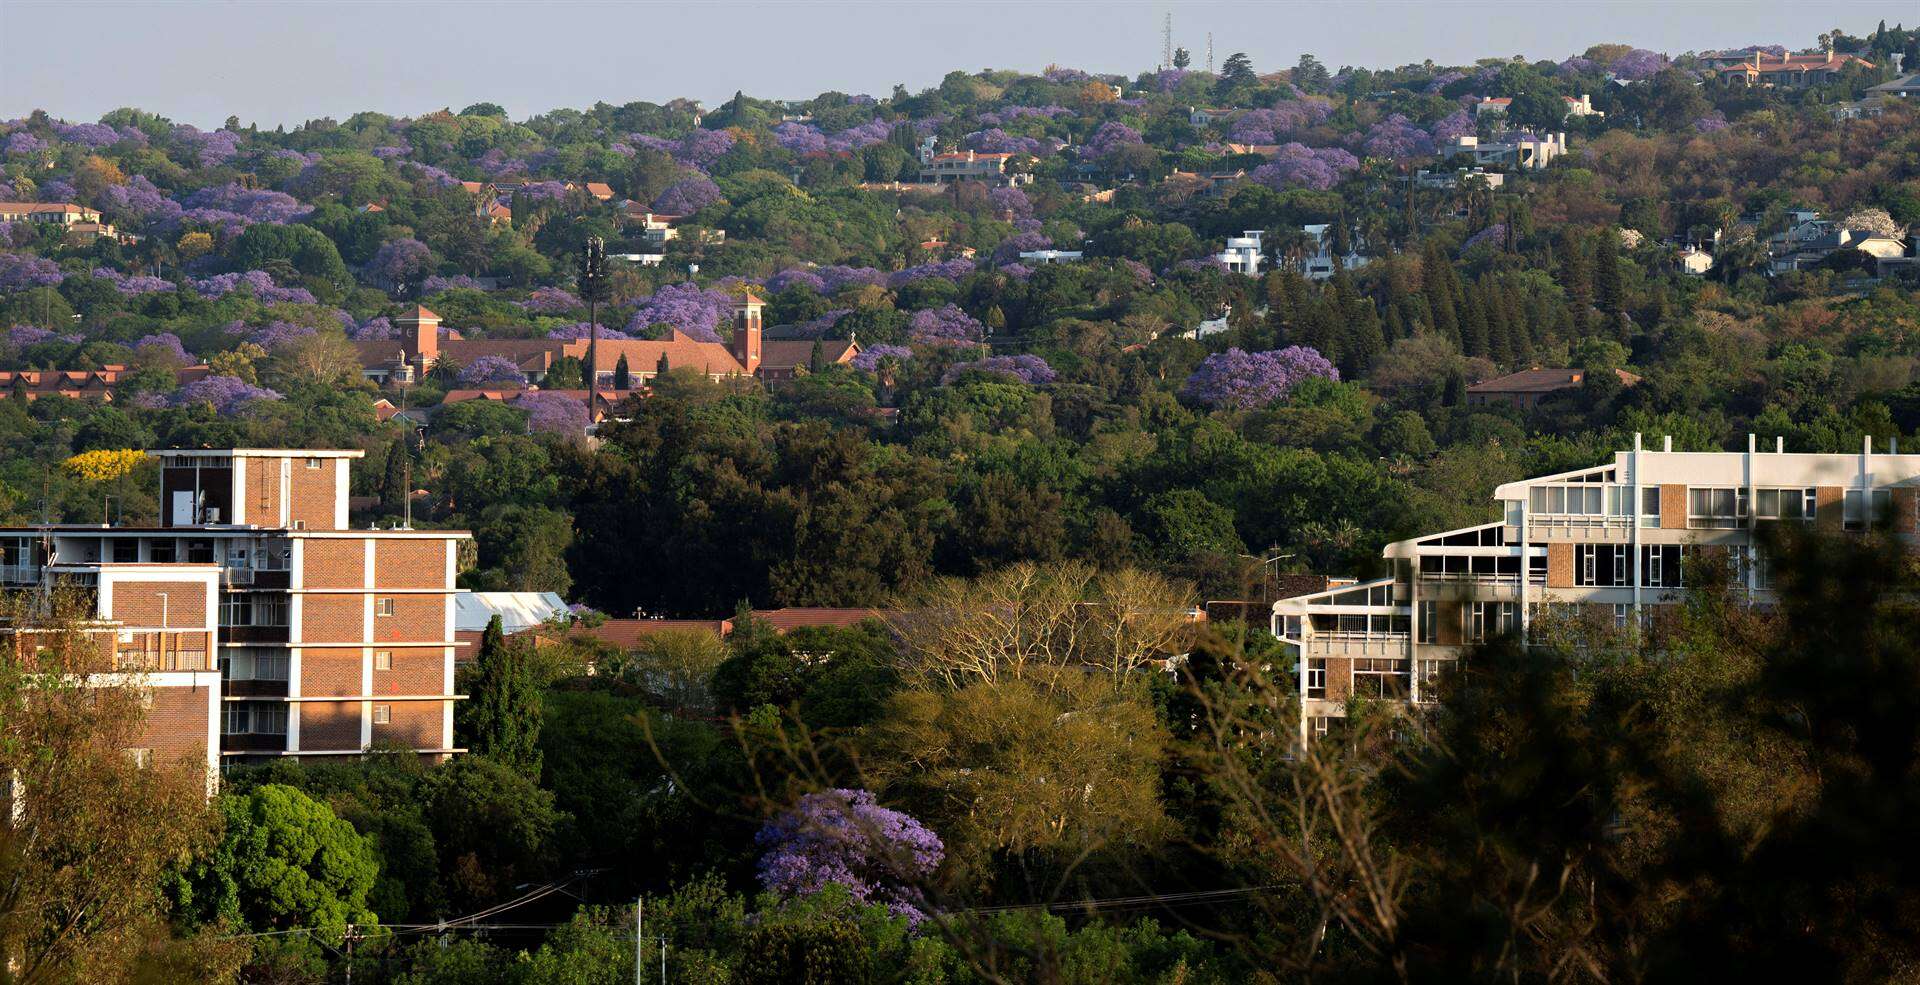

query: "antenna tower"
left=1161, top=13, right=1172, bottom=71
left=1207, top=33, right=1214, bottom=73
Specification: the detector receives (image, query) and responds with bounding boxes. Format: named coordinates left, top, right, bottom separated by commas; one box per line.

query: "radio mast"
left=1161, top=13, right=1172, bottom=70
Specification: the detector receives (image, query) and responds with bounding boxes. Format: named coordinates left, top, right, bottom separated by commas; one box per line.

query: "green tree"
left=185, top=785, right=379, bottom=944
left=461, top=615, right=543, bottom=780
left=1213, top=53, right=1257, bottom=101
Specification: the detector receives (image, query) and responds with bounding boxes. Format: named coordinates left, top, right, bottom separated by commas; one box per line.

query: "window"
left=222, top=650, right=289, bottom=681
left=372, top=704, right=391, bottom=725
left=1641, top=487, right=1661, bottom=528
left=1417, top=601, right=1438, bottom=644
left=1529, top=484, right=1605, bottom=515
left=222, top=701, right=287, bottom=735
left=374, top=650, right=392, bottom=671
left=1754, top=487, right=1816, bottom=521
left=1574, top=544, right=1630, bottom=587
left=306, top=458, right=322, bottom=470
left=1307, top=716, right=1332, bottom=739
left=125, top=748, right=153, bottom=769
left=1417, top=659, right=1449, bottom=701
left=1305, top=658, right=1326, bottom=698
left=113, top=540, right=137, bottom=563
left=150, top=541, right=176, bottom=563
left=1469, top=602, right=1517, bottom=642
left=1612, top=604, right=1630, bottom=632
left=1844, top=489, right=1891, bottom=530
left=376, top=597, right=396, bottom=617
left=1640, top=544, right=1687, bottom=589
left=1688, top=487, right=1747, bottom=528
left=1351, top=658, right=1410, bottom=699
left=291, top=520, right=306, bottom=531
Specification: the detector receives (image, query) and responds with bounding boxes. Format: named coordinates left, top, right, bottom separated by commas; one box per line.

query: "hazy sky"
left=3, top=1, right=1909, bottom=128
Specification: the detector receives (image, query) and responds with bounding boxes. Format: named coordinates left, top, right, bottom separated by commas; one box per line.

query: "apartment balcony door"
left=171, top=490, right=197, bottom=526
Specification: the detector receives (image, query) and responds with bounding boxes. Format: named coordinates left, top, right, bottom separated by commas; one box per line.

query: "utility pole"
left=344, top=924, right=355, bottom=985
left=635, top=898, right=643, bottom=985
left=577, top=236, right=610, bottom=423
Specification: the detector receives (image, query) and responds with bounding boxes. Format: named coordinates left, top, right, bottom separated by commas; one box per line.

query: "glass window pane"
left=1548, top=487, right=1565, bottom=513
left=1531, top=488, right=1547, bottom=512
left=1756, top=489, right=1778, bottom=516
left=1586, top=487, right=1603, bottom=514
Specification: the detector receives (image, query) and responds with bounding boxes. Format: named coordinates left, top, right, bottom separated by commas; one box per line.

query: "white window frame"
left=376, top=597, right=396, bottom=617
left=372, top=704, right=391, bottom=725
left=374, top=650, right=392, bottom=671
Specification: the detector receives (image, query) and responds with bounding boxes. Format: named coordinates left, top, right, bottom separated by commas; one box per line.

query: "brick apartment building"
left=0, top=448, right=469, bottom=783
left=1274, top=434, right=1919, bottom=743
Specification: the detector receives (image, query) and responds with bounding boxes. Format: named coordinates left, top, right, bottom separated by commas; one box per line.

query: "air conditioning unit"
left=203, top=508, right=221, bottom=524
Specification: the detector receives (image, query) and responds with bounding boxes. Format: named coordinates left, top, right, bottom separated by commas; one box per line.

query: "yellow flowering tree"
left=62, top=449, right=147, bottom=483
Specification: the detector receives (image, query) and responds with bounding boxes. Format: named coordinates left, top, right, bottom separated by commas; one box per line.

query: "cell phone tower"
left=1162, top=12, right=1173, bottom=71
left=1207, top=33, right=1214, bottom=73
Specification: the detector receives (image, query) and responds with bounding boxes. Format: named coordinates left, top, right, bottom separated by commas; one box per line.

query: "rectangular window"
left=1613, top=604, right=1630, bottom=632
left=372, top=704, right=391, bottom=725
left=1755, top=487, right=1815, bottom=521
left=291, top=519, right=306, bottom=531
left=1688, top=487, right=1748, bottom=528
left=113, top=540, right=137, bottom=563
left=374, top=650, right=392, bottom=671
left=306, top=458, right=322, bottom=470
left=376, top=597, right=396, bottom=617
left=125, top=748, right=153, bottom=769
left=1305, top=658, right=1326, bottom=699
left=1417, top=601, right=1437, bottom=644
left=1844, top=489, right=1891, bottom=530
left=150, top=541, right=176, bottom=563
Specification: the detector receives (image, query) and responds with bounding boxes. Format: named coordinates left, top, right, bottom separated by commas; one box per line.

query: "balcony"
left=224, top=678, right=289, bottom=698
left=1526, top=515, right=1633, bottom=542
left=220, top=731, right=287, bottom=753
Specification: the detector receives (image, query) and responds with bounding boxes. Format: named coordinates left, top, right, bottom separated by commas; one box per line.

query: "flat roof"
left=149, top=448, right=367, bottom=459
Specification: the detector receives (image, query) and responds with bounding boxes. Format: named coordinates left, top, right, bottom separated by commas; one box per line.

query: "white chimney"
left=1663, top=435, right=1673, bottom=452
left=1895, top=53, right=1906, bottom=75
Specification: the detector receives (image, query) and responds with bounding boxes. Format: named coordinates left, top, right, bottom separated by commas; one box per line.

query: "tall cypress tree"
left=612, top=353, right=631, bottom=390
left=1593, top=234, right=1624, bottom=317
left=462, top=615, right=542, bottom=780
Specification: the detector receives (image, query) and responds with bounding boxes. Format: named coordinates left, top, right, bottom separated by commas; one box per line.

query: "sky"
left=2, top=0, right=1910, bottom=128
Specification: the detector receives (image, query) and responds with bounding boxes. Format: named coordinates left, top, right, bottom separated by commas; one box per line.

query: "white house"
left=1301, top=224, right=1369, bottom=281
left=1446, top=132, right=1567, bottom=170
left=1676, top=247, right=1714, bottom=275
left=1018, top=249, right=1084, bottom=264
left=1214, top=230, right=1265, bottom=276
left=1473, top=94, right=1602, bottom=121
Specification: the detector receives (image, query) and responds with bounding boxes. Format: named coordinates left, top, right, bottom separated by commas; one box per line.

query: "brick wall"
left=304, top=539, right=365, bottom=589
left=1816, top=486, right=1844, bottom=531
left=289, top=458, right=338, bottom=531
left=373, top=700, right=444, bottom=750
left=371, top=595, right=445, bottom=643
left=1897, top=488, right=1918, bottom=535
left=374, top=541, right=447, bottom=590
left=1433, top=601, right=1463, bottom=645
left=373, top=646, right=446, bottom=696
left=301, top=700, right=362, bottom=751
left=1659, top=485, right=1688, bottom=529
left=112, top=581, right=208, bottom=628
left=1323, top=657, right=1352, bottom=701
left=245, top=460, right=282, bottom=526
left=1546, top=543, right=1574, bottom=588
left=300, top=646, right=362, bottom=697
left=136, top=685, right=211, bottom=768
left=301, top=594, right=364, bottom=643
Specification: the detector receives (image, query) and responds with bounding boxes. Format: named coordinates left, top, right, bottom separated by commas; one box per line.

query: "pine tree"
left=463, top=615, right=542, bottom=780
left=656, top=352, right=670, bottom=378
left=612, top=353, right=631, bottom=390
left=1557, top=229, right=1592, bottom=333
left=1593, top=234, right=1624, bottom=316
left=809, top=339, right=825, bottom=373
left=1485, top=281, right=1514, bottom=367
left=1459, top=283, right=1490, bottom=357
left=379, top=441, right=409, bottom=515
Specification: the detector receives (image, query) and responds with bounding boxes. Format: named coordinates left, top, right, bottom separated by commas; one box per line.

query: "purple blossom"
left=1235, top=103, right=1336, bottom=143
left=114, top=125, right=149, bottom=148
left=888, top=259, right=975, bottom=289
left=992, top=231, right=1052, bottom=266
left=100, top=175, right=183, bottom=226
left=850, top=344, right=912, bottom=373
left=906, top=304, right=984, bottom=345
left=1609, top=49, right=1667, bottom=80
left=0, top=254, right=65, bottom=290
left=636, top=129, right=735, bottom=170
left=545, top=322, right=632, bottom=341
left=1045, top=67, right=1092, bottom=84
left=246, top=321, right=315, bottom=350
left=1083, top=122, right=1145, bottom=158
left=766, top=268, right=827, bottom=294
left=625, top=282, right=734, bottom=342
left=988, top=186, right=1032, bottom=218
left=367, top=238, right=433, bottom=286
left=173, top=375, right=282, bottom=413
left=755, top=789, right=943, bottom=924
left=4, top=132, right=46, bottom=155
left=474, top=149, right=527, bottom=178
left=459, top=355, right=529, bottom=386
left=963, top=129, right=1048, bottom=156
left=170, top=125, right=242, bottom=166
left=999, top=263, right=1034, bottom=281
left=515, top=181, right=568, bottom=203
left=816, top=265, right=887, bottom=292
left=1693, top=114, right=1730, bottom=134
left=1462, top=223, right=1510, bottom=252
left=38, top=180, right=76, bottom=203
left=350, top=316, right=395, bottom=341
left=8, top=326, right=59, bottom=347
left=93, top=267, right=176, bottom=295
left=1249, top=143, right=1360, bottom=192
left=1120, top=259, right=1153, bottom=283
left=651, top=175, right=722, bottom=215
left=51, top=121, right=120, bottom=148
left=1359, top=114, right=1434, bottom=159
left=1428, top=110, right=1476, bottom=144
left=192, top=270, right=316, bottom=305
left=513, top=391, right=588, bottom=433
left=826, top=119, right=895, bottom=153
left=181, top=183, right=310, bottom=224
left=941, top=353, right=1055, bottom=385
left=1557, top=56, right=1599, bottom=76
left=1182, top=346, right=1339, bottom=410
left=371, top=144, right=411, bottom=160
left=404, top=162, right=461, bottom=188
left=421, top=274, right=488, bottom=293
left=1152, top=69, right=1191, bottom=92
left=773, top=122, right=829, bottom=155
left=520, top=286, right=583, bottom=313
left=135, top=332, right=192, bottom=363
left=978, top=105, right=1073, bottom=125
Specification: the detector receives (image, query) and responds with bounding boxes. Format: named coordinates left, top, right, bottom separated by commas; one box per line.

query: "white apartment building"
left=1301, top=223, right=1369, bottom=281
left=1215, top=230, right=1265, bottom=276
left=1274, top=434, right=1920, bottom=743
left=1446, top=132, right=1567, bottom=170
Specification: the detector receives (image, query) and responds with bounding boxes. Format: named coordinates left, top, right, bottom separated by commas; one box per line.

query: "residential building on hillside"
left=1273, top=435, right=1918, bottom=744
left=1214, top=230, right=1265, bottom=276
left=0, top=201, right=124, bottom=243
left=1415, top=167, right=1506, bottom=190
left=1301, top=223, right=1368, bottom=281
left=1019, top=249, right=1084, bottom=264
left=1676, top=247, right=1715, bottom=275
left=0, top=448, right=470, bottom=781
left=0, top=364, right=213, bottom=402
left=1473, top=94, right=1603, bottom=120
left=1465, top=366, right=1641, bottom=408
left=1715, top=51, right=1874, bottom=87
left=1445, top=132, right=1568, bottom=170
left=919, top=149, right=1031, bottom=186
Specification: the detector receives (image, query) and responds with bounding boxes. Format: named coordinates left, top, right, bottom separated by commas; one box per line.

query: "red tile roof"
left=1467, top=367, right=1642, bottom=394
